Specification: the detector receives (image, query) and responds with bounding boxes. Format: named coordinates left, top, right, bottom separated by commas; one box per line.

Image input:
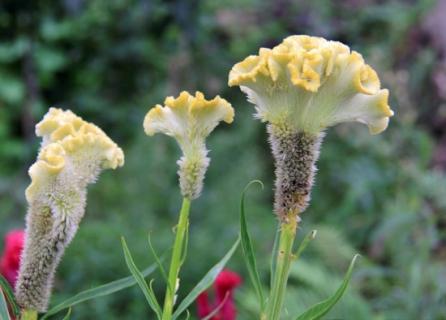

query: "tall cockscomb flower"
left=0, top=230, right=25, bottom=287
left=144, top=91, right=234, bottom=200
left=229, top=35, right=394, bottom=319
left=229, top=35, right=394, bottom=220
left=15, top=108, right=124, bottom=312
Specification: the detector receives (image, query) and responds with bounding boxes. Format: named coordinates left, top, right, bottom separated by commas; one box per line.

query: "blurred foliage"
left=1, top=0, right=446, bottom=319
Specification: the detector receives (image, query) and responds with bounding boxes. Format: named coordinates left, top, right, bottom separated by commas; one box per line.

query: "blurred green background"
left=1, top=0, right=446, bottom=319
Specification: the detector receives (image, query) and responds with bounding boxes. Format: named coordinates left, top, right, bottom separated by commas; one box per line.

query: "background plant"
left=1, top=0, right=445, bottom=319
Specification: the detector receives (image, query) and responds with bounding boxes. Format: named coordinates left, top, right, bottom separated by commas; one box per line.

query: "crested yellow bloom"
left=26, top=108, right=124, bottom=202
left=229, top=35, right=394, bottom=135
left=144, top=91, right=234, bottom=199
left=16, top=108, right=124, bottom=311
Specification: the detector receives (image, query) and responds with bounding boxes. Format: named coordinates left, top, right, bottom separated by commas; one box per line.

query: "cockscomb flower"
left=229, top=35, right=394, bottom=220
left=0, top=230, right=25, bottom=287
left=144, top=91, right=234, bottom=199
left=197, top=269, right=242, bottom=320
left=15, top=108, right=124, bottom=312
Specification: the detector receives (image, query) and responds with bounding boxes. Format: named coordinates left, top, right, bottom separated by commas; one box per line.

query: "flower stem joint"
left=229, top=35, right=394, bottom=221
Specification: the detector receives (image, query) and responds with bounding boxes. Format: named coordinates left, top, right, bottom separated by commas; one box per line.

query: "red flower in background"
left=0, top=230, right=25, bottom=287
left=197, top=269, right=242, bottom=320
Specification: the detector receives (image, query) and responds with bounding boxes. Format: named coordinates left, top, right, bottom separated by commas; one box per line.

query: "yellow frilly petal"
left=228, top=35, right=394, bottom=134
left=143, top=91, right=234, bottom=144
left=26, top=108, right=124, bottom=202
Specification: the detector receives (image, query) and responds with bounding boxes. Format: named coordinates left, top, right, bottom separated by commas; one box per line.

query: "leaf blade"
left=62, top=308, right=71, bottom=320
left=42, top=261, right=158, bottom=319
left=172, top=238, right=240, bottom=319
left=295, top=254, right=360, bottom=320
left=121, top=237, right=162, bottom=319
left=0, top=274, right=20, bottom=317
left=0, top=287, right=11, bottom=320
left=240, top=180, right=265, bottom=310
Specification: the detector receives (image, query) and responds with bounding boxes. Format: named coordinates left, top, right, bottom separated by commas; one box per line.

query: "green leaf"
left=295, top=254, right=360, bottom=320
left=240, top=180, right=265, bottom=310
left=121, top=237, right=162, bottom=319
left=172, top=238, right=240, bottom=319
left=62, top=308, right=71, bottom=320
left=0, top=274, right=20, bottom=317
left=294, top=230, right=317, bottom=261
left=0, top=287, right=11, bottom=320
left=270, top=224, right=280, bottom=289
left=202, top=292, right=229, bottom=320
left=41, top=262, right=158, bottom=319
left=147, top=233, right=169, bottom=287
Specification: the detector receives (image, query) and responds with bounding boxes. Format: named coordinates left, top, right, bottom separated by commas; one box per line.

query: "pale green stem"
left=21, top=309, right=38, bottom=320
left=162, top=198, right=191, bottom=320
left=265, top=217, right=297, bottom=320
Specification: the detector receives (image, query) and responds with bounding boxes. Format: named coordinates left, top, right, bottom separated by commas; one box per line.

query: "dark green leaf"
left=121, top=237, right=162, bottom=319
left=148, top=233, right=169, bottom=287
left=294, top=230, right=317, bottom=261
left=172, top=238, right=240, bottom=319
left=0, top=274, right=20, bottom=317
left=0, top=287, right=11, bottom=320
left=62, top=308, right=71, bottom=320
left=295, top=254, right=360, bottom=320
left=270, top=225, right=280, bottom=289
left=240, top=180, right=265, bottom=310
left=202, top=291, right=229, bottom=320
left=41, top=261, right=158, bottom=319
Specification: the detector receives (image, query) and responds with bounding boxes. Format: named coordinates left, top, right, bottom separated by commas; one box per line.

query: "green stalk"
left=21, top=309, right=38, bottom=320
left=162, top=198, right=191, bottom=320
left=266, top=217, right=297, bottom=320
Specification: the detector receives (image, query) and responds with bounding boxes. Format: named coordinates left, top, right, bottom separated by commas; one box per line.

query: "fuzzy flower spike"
left=15, top=108, right=124, bottom=312
left=144, top=91, right=234, bottom=199
left=229, top=35, right=394, bottom=221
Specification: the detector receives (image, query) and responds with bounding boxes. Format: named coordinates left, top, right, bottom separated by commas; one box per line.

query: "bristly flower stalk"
left=229, top=35, right=394, bottom=319
left=15, top=108, right=124, bottom=313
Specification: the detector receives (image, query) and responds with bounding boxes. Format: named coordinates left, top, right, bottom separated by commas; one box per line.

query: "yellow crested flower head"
left=26, top=108, right=124, bottom=202
left=229, top=35, right=394, bottom=135
left=144, top=91, right=234, bottom=199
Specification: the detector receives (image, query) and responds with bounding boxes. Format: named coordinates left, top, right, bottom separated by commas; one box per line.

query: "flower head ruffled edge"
left=26, top=108, right=124, bottom=201
left=228, top=35, right=394, bottom=134
left=143, top=91, right=234, bottom=140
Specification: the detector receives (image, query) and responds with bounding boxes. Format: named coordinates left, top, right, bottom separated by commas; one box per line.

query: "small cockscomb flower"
left=15, top=108, right=124, bottom=312
left=144, top=91, right=234, bottom=199
left=0, top=230, right=25, bottom=287
left=229, top=35, right=394, bottom=220
left=197, top=269, right=242, bottom=320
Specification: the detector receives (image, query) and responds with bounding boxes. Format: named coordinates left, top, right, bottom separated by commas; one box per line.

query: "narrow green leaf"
left=62, top=308, right=71, bottom=320
left=148, top=233, right=169, bottom=287
left=0, top=274, right=20, bottom=317
left=295, top=254, right=360, bottom=320
left=240, top=180, right=265, bottom=310
left=180, top=220, right=189, bottom=267
left=294, top=230, right=317, bottom=261
left=270, top=224, right=280, bottom=289
left=0, top=287, right=11, bottom=320
left=202, top=291, right=229, bottom=320
left=121, top=237, right=162, bottom=319
left=172, top=238, right=240, bottom=319
left=42, top=262, right=158, bottom=319
left=184, top=310, right=190, bottom=320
